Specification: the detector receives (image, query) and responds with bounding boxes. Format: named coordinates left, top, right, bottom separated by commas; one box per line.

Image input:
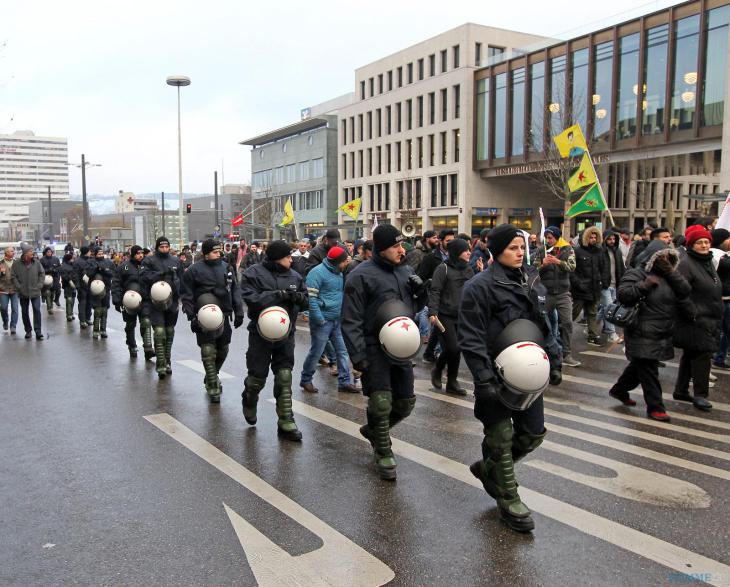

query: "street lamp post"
left=67, top=154, right=101, bottom=245
left=166, top=74, right=191, bottom=250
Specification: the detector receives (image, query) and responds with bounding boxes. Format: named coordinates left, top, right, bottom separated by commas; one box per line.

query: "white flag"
left=539, top=207, right=546, bottom=245
left=716, top=193, right=730, bottom=231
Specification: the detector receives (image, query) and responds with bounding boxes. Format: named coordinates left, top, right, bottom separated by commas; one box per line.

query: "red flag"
left=231, top=213, right=244, bottom=227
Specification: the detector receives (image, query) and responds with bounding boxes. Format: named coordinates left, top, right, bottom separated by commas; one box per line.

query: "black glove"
left=550, top=369, right=562, bottom=386
left=473, top=380, right=502, bottom=402
left=276, top=289, right=289, bottom=301
left=234, top=314, right=244, bottom=328
left=114, top=304, right=122, bottom=313
left=292, top=291, right=307, bottom=305
left=652, top=254, right=674, bottom=276
left=190, top=317, right=200, bottom=333
left=408, top=274, right=427, bottom=297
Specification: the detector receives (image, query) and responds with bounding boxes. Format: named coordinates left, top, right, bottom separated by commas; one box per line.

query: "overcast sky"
left=0, top=0, right=677, bottom=197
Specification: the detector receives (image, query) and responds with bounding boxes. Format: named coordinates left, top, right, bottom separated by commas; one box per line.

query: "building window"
left=642, top=24, right=669, bottom=135
left=396, top=102, right=402, bottom=132
left=367, top=111, right=372, bottom=140
left=417, top=96, right=424, bottom=127
left=406, top=139, right=412, bottom=170
left=349, top=117, right=355, bottom=143
left=386, top=143, right=392, bottom=173
left=449, top=174, right=457, bottom=206
left=369, top=77, right=374, bottom=97
left=378, top=73, right=383, bottom=94
left=511, top=68, right=525, bottom=156
left=494, top=72, right=507, bottom=158
left=312, top=158, right=324, bottom=179
left=488, top=45, right=504, bottom=59
left=406, top=99, right=413, bottom=130
left=418, top=58, right=424, bottom=80
left=397, top=66, right=403, bottom=87
left=341, top=122, right=347, bottom=146
left=453, top=45, right=460, bottom=68
left=572, top=48, right=589, bottom=134
left=360, top=81, right=365, bottom=100
left=475, top=42, right=482, bottom=66
left=476, top=78, right=490, bottom=160
left=386, top=106, right=392, bottom=135
left=440, top=175, right=448, bottom=206
left=440, top=131, right=447, bottom=164
left=369, top=185, right=375, bottom=212
left=453, top=84, right=461, bottom=119
left=593, top=41, right=613, bottom=144
left=367, top=148, right=373, bottom=176
left=349, top=152, right=355, bottom=178
left=530, top=62, right=545, bottom=153
left=418, top=137, right=424, bottom=168
left=415, top=178, right=421, bottom=208
left=385, top=183, right=390, bottom=211
left=407, top=62, right=413, bottom=83
left=398, top=180, right=404, bottom=209
left=453, top=130, right=460, bottom=163
left=396, top=142, right=402, bottom=171
left=358, top=114, right=364, bottom=141
left=286, top=163, right=296, bottom=183
left=616, top=33, right=640, bottom=140
left=440, top=49, right=448, bottom=73
left=342, top=154, right=347, bottom=180
left=358, top=150, right=364, bottom=177
left=671, top=14, right=700, bottom=131
left=377, top=146, right=382, bottom=174
left=429, top=54, right=436, bottom=76
left=299, top=161, right=310, bottom=181
left=274, top=166, right=284, bottom=185
left=441, top=88, right=448, bottom=122
left=702, top=5, right=730, bottom=127
left=376, top=108, right=382, bottom=137
left=430, top=176, right=438, bottom=207
left=388, top=70, right=393, bottom=91
left=429, top=134, right=435, bottom=166
left=549, top=55, right=566, bottom=138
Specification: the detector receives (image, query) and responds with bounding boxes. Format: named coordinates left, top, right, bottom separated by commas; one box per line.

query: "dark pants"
left=245, top=330, right=295, bottom=379
left=546, top=291, right=573, bottom=356
left=78, top=289, right=93, bottom=322
left=611, top=358, right=665, bottom=413
left=435, top=315, right=460, bottom=377
left=473, top=390, right=544, bottom=436
left=360, top=344, right=414, bottom=399
left=713, top=301, right=730, bottom=365
left=572, top=298, right=600, bottom=339
left=122, top=310, right=147, bottom=347
left=196, top=319, right=232, bottom=348
left=19, top=296, right=42, bottom=334
left=148, top=305, right=179, bottom=328
left=675, top=349, right=712, bottom=398
left=90, top=290, right=110, bottom=309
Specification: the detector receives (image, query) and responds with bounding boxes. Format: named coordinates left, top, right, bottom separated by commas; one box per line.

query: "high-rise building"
left=0, top=131, right=69, bottom=230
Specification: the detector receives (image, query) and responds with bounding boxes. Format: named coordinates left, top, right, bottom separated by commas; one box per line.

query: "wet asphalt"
left=1, top=306, right=729, bottom=586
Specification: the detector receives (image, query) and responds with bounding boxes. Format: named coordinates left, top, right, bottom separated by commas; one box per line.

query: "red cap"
left=327, top=246, right=348, bottom=263
left=685, top=224, right=712, bottom=249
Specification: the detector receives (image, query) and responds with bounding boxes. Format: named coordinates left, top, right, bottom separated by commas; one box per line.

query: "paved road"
left=1, top=308, right=729, bottom=586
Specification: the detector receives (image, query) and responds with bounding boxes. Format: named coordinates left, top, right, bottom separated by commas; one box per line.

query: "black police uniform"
left=74, top=252, right=94, bottom=327
left=140, top=248, right=181, bottom=377
left=239, top=256, right=307, bottom=440
left=40, top=251, right=60, bottom=313
left=341, top=243, right=427, bottom=480
left=458, top=241, right=561, bottom=533
left=112, top=255, right=152, bottom=358
left=85, top=253, right=115, bottom=338
left=58, top=256, right=76, bottom=321
left=181, top=255, right=244, bottom=401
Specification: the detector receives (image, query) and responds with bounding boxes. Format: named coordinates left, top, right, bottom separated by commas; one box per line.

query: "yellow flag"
left=567, top=153, right=597, bottom=193
left=279, top=198, right=294, bottom=227
left=553, top=124, right=588, bottom=158
left=338, top=197, right=362, bottom=221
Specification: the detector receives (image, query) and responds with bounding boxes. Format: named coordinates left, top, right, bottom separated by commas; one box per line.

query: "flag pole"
left=585, top=150, right=615, bottom=227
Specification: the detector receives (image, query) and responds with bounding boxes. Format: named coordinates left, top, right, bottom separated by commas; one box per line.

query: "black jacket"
left=86, top=257, right=115, bottom=289
left=428, top=259, right=474, bottom=319
left=140, top=252, right=182, bottom=302
left=181, top=258, right=243, bottom=318
left=40, top=254, right=60, bottom=285
left=341, top=255, right=426, bottom=366
left=458, top=260, right=561, bottom=386
left=74, top=255, right=93, bottom=291
left=712, top=249, right=730, bottom=300
left=602, top=241, right=625, bottom=289
left=304, top=244, right=328, bottom=275
left=626, top=239, right=650, bottom=268
left=570, top=227, right=608, bottom=301
left=239, top=261, right=307, bottom=333
left=417, top=247, right=447, bottom=281
left=673, top=249, right=723, bottom=352
left=618, top=244, right=691, bottom=361
left=533, top=243, right=575, bottom=295
left=58, top=258, right=76, bottom=290
left=243, top=250, right=264, bottom=269
left=112, top=259, right=144, bottom=307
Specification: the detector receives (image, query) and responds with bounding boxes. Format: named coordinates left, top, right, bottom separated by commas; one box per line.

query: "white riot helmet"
left=90, top=278, right=106, bottom=297
left=196, top=293, right=224, bottom=336
left=257, top=306, right=291, bottom=342
left=492, top=319, right=550, bottom=411
left=150, top=280, right=172, bottom=309
left=375, top=299, right=421, bottom=361
left=43, top=275, right=53, bottom=287
left=122, top=290, right=143, bottom=314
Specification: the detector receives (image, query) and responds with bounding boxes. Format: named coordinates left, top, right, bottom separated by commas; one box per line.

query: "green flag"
left=566, top=183, right=607, bottom=217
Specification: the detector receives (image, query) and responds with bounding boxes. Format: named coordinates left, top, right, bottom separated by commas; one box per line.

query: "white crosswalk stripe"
left=580, top=349, right=730, bottom=377
left=176, top=359, right=235, bottom=380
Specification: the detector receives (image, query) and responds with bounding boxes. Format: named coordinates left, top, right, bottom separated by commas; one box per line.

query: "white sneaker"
left=709, top=372, right=717, bottom=381
left=607, top=332, right=621, bottom=343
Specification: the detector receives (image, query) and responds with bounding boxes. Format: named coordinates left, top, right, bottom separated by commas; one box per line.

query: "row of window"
left=0, top=164, right=69, bottom=170
left=343, top=174, right=458, bottom=212
left=343, top=85, right=460, bottom=146
left=341, top=131, right=460, bottom=180
left=256, top=134, right=315, bottom=159
left=265, top=190, right=324, bottom=213
left=252, top=158, right=325, bottom=189
left=0, top=171, right=70, bottom=177
left=476, top=5, right=730, bottom=160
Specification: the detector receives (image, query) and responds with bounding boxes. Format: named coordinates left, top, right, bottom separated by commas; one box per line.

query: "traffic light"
left=186, top=203, right=192, bottom=214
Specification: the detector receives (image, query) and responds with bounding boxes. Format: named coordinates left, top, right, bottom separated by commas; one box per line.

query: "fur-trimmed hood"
left=581, top=226, right=603, bottom=248
left=642, top=241, right=680, bottom=273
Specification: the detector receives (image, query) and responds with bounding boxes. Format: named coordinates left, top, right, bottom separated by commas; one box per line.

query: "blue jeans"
left=713, top=301, right=730, bottom=365
left=416, top=306, right=429, bottom=338
left=1, top=292, right=19, bottom=328
left=301, top=319, right=351, bottom=386
left=598, top=287, right=616, bottom=334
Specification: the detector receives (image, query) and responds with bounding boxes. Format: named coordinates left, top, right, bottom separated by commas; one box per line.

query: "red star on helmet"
left=400, top=321, right=410, bottom=331
left=280, top=317, right=287, bottom=324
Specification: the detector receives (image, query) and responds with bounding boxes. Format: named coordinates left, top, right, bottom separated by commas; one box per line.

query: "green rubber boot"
left=241, top=375, right=266, bottom=425
left=469, top=419, right=535, bottom=533
left=512, top=428, right=546, bottom=463
left=100, top=307, right=108, bottom=338
left=215, top=344, right=229, bottom=395
left=154, top=326, right=167, bottom=378
left=164, top=326, right=174, bottom=374
left=124, top=318, right=137, bottom=355
left=141, top=318, right=155, bottom=360
left=201, top=344, right=221, bottom=402
left=65, top=297, right=74, bottom=321
left=364, top=391, right=396, bottom=480
left=273, top=369, right=302, bottom=441
left=45, top=291, right=54, bottom=314
left=390, top=396, right=416, bottom=428
left=92, top=309, right=101, bottom=339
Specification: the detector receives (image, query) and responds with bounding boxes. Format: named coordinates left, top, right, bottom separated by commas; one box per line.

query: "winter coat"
left=11, top=257, right=44, bottom=298
left=711, top=248, right=730, bottom=300
left=570, top=226, right=608, bottom=301
left=140, top=252, right=182, bottom=302
left=58, top=259, right=76, bottom=291
left=618, top=243, right=691, bottom=361
left=417, top=247, right=448, bottom=281
left=86, top=257, right=116, bottom=290
left=602, top=237, right=625, bottom=289
left=626, top=239, right=650, bottom=268
left=74, top=255, right=93, bottom=291
left=239, top=261, right=307, bottom=333
left=112, top=259, right=144, bottom=307
left=181, top=258, right=243, bottom=318
left=673, top=249, right=723, bottom=352
left=243, top=250, right=264, bottom=269
left=306, top=258, right=344, bottom=324
left=468, top=245, right=491, bottom=273
left=405, top=245, right=425, bottom=271
left=533, top=243, right=575, bottom=295
left=428, top=259, right=474, bottom=319
left=304, top=244, right=328, bottom=275
left=40, top=254, right=60, bottom=286
left=0, top=258, right=15, bottom=294
left=458, top=260, right=561, bottom=385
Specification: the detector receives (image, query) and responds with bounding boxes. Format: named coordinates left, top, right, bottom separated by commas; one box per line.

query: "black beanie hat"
left=202, top=239, right=221, bottom=255
left=712, top=228, right=730, bottom=249
left=373, top=224, right=403, bottom=253
left=80, top=246, right=90, bottom=256
left=325, top=228, right=341, bottom=240
left=156, top=236, right=170, bottom=249
left=488, top=224, right=523, bottom=259
left=266, top=240, right=292, bottom=261
left=447, top=237, right=469, bottom=262
left=130, top=245, right=143, bottom=257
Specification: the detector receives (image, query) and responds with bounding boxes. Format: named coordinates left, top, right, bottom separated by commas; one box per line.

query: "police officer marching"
left=40, top=246, right=61, bottom=314
left=86, top=246, right=116, bottom=339
left=112, top=245, right=152, bottom=359
left=181, top=239, right=245, bottom=403
left=58, top=251, right=76, bottom=322
left=458, top=224, right=562, bottom=533
left=341, top=224, right=428, bottom=480
left=141, top=236, right=182, bottom=379
left=75, top=246, right=94, bottom=329
left=239, top=240, right=308, bottom=441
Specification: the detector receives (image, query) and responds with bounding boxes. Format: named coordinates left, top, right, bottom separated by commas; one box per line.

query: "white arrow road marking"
left=282, top=399, right=730, bottom=586
left=176, top=360, right=234, bottom=380
left=144, top=413, right=395, bottom=587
